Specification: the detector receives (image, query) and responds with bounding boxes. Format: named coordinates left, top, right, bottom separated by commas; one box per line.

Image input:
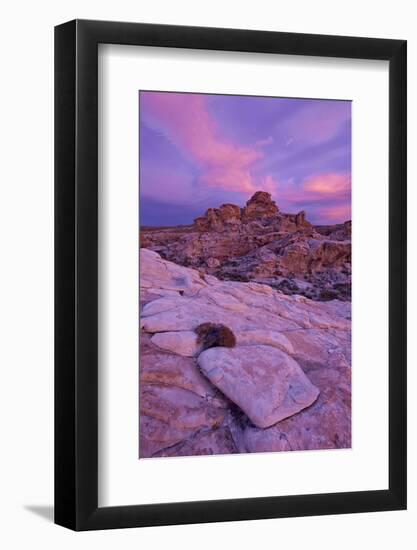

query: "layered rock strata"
left=139, top=248, right=351, bottom=458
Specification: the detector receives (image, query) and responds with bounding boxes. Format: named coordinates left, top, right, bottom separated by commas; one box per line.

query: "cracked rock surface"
left=139, top=248, right=351, bottom=458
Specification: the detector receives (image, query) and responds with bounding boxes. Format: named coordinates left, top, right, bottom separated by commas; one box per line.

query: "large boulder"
left=197, top=345, right=319, bottom=428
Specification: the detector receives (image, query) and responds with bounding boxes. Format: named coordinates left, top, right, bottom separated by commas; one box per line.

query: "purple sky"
left=139, top=91, right=351, bottom=226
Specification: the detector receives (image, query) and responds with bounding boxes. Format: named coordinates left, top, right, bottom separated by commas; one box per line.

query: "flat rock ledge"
left=197, top=345, right=319, bottom=428
left=151, top=331, right=201, bottom=357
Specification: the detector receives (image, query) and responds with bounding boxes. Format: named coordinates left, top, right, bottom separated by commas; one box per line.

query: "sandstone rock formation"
left=140, top=248, right=351, bottom=458
left=198, top=345, right=319, bottom=428
left=141, top=192, right=351, bottom=302
left=242, top=190, right=279, bottom=221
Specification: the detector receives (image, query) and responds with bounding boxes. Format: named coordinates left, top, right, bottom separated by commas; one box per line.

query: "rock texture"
left=139, top=248, right=351, bottom=458
left=151, top=331, right=200, bottom=357
left=198, top=345, right=319, bottom=428
left=141, top=192, right=351, bottom=301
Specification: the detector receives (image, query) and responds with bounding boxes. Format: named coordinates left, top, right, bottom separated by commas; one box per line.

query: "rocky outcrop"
left=141, top=192, right=351, bottom=302
left=315, top=220, right=351, bottom=241
left=140, top=249, right=351, bottom=458
left=220, top=235, right=351, bottom=301
left=194, top=203, right=242, bottom=232
left=242, top=191, right=279, bottom=221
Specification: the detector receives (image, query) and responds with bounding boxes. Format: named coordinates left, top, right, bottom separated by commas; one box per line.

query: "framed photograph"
left=55, top=19, right=407, bottom=530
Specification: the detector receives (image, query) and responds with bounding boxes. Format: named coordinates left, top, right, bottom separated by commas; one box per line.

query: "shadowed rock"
left=195, top=322, right=236, bottom=350
left=141, top=191, right=351, bottom=301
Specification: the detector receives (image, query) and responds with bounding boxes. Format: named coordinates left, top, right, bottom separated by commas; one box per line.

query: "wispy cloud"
left=140, top=92, right=351, bottom=225
left=140, top=92, right=278, bottom=195
left=285, top=100, right=351, bottom=144
left=317, top=203, right=351, bottom=223
left=256, top=136, right=274, bottom=147
left=303, top=173, right=351, bottom=196
left=276, top=172, right=351, bottom=222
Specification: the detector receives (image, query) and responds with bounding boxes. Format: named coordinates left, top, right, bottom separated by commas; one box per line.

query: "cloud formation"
left=285, top=100, right=350, bottom=144
left=141, top=92, right=278, bottom=195
left=140, top=92, right=351, bottom=225
left=276, top=172, right=351, bottom=223
left=303, top=173, right=351, bottom=195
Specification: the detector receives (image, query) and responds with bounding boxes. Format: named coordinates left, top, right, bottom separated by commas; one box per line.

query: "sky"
left=139, top=91, right=351, bottom=226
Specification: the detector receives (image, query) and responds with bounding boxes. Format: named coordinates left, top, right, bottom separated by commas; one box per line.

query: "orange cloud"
left=318, top=204, right=351, bottom=222
left=303, top=173, right=351, bottom=195
left=267, top=171, right=351, bottom=223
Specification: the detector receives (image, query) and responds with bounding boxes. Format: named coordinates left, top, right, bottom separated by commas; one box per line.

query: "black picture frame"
left=55, top=19, right=407, bottom=531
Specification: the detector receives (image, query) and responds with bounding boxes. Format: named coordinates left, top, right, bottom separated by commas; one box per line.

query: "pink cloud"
left=303, top=173, right=351, bottom=195
left=141, top=92, right=277, bottom=195
left=276, top=172, right=350, bottom=203
left=271, top=172, right=351, bottom=223
left=318, top=204, right=351, bottom=222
